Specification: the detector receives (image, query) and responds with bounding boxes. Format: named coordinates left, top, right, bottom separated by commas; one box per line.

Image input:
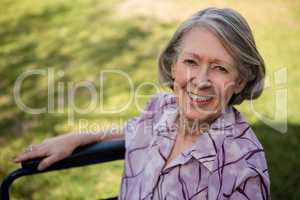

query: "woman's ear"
left=234, top=78, right=246, bottom=94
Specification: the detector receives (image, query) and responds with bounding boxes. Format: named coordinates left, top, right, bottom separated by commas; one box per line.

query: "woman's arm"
left=75, top=128, right=124, bottom=146
left=14, top=128, right=124, bottom=171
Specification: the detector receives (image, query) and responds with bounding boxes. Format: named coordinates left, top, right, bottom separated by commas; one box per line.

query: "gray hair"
left=158, top=7, right=265, bottom=105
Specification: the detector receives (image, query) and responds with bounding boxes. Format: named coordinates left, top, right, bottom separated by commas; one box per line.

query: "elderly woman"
left=15, top=7, right=270, bottom=200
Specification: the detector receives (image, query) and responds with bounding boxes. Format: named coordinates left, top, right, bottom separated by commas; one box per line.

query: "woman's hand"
left=14, top=133, right=81, bottom=171
left=13, top=128, right=124, bottom=170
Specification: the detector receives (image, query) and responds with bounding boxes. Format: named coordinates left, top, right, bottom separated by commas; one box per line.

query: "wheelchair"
left=0, top=139, right=125, bottom=200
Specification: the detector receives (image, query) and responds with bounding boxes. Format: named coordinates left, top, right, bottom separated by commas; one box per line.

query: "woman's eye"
left=183, top=59, right=197, bottom=66
left=214, top=65, right=228, bottom=73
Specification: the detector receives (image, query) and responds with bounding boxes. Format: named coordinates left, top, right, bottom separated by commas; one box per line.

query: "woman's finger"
left=37, top=155, right=59, bottom=171
left=14, top=149, right=46, bottom=162
left=14, top=143, right=47, bottom=162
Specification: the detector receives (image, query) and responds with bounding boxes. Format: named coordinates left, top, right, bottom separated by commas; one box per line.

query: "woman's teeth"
left=188, top=92, right=213, bottom=101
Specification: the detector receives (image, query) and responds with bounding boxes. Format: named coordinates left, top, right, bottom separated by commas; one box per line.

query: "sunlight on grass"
left=1, top=0, right=299, bottom=199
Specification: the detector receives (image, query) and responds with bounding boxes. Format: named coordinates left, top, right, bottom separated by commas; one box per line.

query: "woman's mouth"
left=187, top=91, right=214, bottom=105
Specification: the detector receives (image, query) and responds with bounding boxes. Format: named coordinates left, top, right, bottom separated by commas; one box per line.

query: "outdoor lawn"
left=0, top=0, right=299, bottom=199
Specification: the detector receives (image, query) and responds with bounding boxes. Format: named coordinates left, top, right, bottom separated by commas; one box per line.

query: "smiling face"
left=172, top=26, right=245, bottom=124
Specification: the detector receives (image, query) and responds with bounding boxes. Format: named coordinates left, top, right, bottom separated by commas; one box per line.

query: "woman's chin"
left=181, top=105, right=221, bottom=124
left=182, top=110, right=209, bottom=123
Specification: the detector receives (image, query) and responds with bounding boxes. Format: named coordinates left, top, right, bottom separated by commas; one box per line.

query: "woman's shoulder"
left=213, top=111, right=270, bottom=194
left=224, top=108, right=269, bottom=174
left=124, top=93, right=176, bottom=132
left=231, top=108, right=265, bottom=152
left=142, top=92, right=176, bottom=112
left=123, top=93, right=176, bottom=149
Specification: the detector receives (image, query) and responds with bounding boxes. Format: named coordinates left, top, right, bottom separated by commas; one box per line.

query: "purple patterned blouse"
left=118, top=93, right=270, bottom=200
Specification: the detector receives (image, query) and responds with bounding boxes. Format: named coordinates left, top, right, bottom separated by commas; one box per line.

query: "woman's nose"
left=191, top=67, right=212, bottom=88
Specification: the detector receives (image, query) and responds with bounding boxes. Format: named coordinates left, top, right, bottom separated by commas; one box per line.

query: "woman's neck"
left=176, top=115, right=210, bottom=141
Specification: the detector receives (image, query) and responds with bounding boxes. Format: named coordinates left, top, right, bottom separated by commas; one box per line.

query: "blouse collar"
left=155, top=94, right=238, bottom=172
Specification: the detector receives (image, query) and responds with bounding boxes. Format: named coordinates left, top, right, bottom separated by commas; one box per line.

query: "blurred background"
left=0, top=0, right=299, bottom=199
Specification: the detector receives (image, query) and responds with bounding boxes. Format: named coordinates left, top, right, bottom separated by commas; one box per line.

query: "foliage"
left=0, top=0, right=299, bottom=199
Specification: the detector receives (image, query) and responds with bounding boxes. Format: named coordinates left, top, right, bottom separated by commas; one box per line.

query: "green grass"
left=0, top=0, right=299, bottom=199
